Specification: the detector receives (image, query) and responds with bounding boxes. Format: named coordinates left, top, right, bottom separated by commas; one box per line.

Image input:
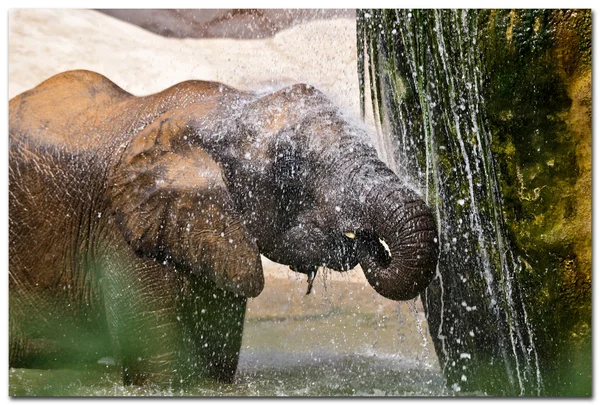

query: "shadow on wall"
left=98, top=9, right=356, bottom=40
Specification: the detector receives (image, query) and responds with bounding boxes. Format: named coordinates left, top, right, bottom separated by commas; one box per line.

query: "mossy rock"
left=358, top=9, right=591, bottom=396
left=481, top=9, right=591, bottom=396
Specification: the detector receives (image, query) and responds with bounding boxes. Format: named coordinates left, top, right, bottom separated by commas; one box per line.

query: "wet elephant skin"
left=9, top=70, right=439, bottom=386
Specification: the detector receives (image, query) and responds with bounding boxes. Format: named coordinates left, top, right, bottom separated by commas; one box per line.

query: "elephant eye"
left=344, top=231, right=356, bottom=239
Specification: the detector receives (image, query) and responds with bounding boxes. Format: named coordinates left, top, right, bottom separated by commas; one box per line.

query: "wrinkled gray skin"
left=9, top=70, right=438, bottom=387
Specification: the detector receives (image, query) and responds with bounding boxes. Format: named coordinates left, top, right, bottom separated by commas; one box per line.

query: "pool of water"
left=9, top=271, right=456, bottom=397
left=9, top=312, right=449, bottom=397
left=9, top=354, right=446, bottom=397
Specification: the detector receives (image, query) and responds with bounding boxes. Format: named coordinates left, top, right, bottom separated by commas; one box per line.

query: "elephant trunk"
left=356, top=176, right=439, bottom=301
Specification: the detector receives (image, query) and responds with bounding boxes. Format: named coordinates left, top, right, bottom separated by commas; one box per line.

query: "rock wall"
left=479, top=9, right=591, bottom=396
left=99, top=9, right=354, bottom=39
left=358, top=9, right=591, bottom=396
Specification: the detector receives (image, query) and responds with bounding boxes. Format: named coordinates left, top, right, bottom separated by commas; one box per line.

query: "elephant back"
left=9, top=70, right=133, bottom=153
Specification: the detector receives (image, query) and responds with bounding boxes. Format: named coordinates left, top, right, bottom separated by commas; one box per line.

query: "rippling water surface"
left=10, top=284, right=452, bottom=397
left=10, top=354, right=445, bottom=397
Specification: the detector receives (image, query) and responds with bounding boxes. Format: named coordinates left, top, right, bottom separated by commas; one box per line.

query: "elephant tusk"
left=345, top=231, right=356, bottom=239
left=379, top=238, right=391, bottom=257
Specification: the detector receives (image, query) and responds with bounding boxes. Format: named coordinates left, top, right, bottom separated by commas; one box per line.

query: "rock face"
left=479, top=10, right=591, bottom=396
left=99, top=9, right=355, bottom=39
left=358, top=9, right=591, bottom=396
left=8, top=9, right=360, bottom=117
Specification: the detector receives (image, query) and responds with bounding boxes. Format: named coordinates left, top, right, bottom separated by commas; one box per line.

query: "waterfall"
left=358, top=9, right=542, bottom=395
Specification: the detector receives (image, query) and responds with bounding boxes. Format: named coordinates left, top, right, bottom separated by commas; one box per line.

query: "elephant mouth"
left=318, top=231, right=392, bottom=272
left=321, top=240, right=360, bottom=272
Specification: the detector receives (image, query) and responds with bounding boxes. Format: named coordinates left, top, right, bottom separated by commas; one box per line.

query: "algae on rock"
left=357, top=9, right=591, bottom=396
left=479, top=9, right=591, bottom=396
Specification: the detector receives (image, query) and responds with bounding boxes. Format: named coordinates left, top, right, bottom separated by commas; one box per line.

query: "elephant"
left=9, top=70, right=439, bottom=386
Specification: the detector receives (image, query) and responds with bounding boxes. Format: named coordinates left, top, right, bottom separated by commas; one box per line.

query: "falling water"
left=358, top=9, right=542, bottom=395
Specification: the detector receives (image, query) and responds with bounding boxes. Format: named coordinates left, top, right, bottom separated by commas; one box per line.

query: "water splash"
left=358, top=9, right=542, bottom=395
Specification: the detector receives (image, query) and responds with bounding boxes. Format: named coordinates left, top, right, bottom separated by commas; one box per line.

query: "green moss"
left=479, top=9, right=592, bottom=396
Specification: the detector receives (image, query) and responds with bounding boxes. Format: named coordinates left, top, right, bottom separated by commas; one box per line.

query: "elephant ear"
left=108, top=114, right=264, bottom=297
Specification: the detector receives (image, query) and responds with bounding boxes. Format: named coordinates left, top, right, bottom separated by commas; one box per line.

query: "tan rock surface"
left=9, top=9, right=359, bottom=117
left=98, top=9, right=355, bottom=39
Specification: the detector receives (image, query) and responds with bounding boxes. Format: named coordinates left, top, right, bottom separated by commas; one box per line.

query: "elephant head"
left=110, top=82, right=439, bottom=301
